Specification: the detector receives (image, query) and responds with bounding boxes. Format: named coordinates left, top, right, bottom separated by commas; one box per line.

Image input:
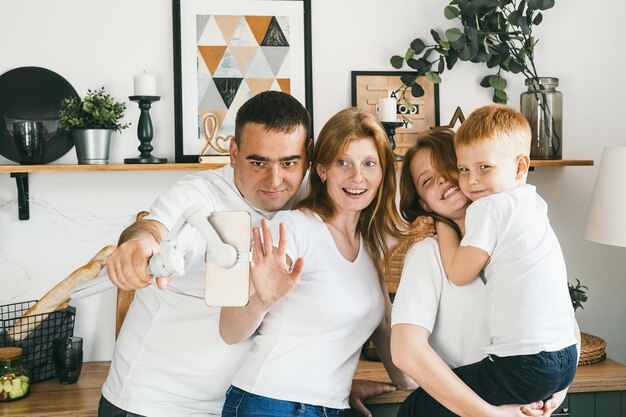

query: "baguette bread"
left=6, top=245, right=116, bottom=341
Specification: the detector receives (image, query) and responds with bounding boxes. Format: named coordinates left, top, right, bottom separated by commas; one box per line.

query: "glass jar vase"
left=520, top=77, right=563, bottom=160
left=0, top=347, right=31, bottom=401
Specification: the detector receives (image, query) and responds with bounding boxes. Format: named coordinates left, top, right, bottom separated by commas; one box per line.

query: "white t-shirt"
left=462, top=185, right=577, bottom=357
left=102, top=166, right=307, bottom=417
left=232, top=210, right=385, bottom=410
left=392, top=237, right=489, bottom=369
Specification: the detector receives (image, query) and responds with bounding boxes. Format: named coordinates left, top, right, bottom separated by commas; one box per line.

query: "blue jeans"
left=222, top=385, right=346, bottom=417
left=398, top=344, right=578, bottom=417
left=98, top=395, right=146, bottom=417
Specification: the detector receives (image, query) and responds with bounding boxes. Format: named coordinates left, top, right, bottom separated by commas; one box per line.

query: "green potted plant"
left=569, top=278, right=588, bottom=312
left=390, top=0, right=561, bottom=159
left=59, top=87, right=130, bottom=164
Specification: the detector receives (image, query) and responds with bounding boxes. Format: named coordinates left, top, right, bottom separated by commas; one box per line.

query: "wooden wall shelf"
left=0, top=159, right=593, bottom=220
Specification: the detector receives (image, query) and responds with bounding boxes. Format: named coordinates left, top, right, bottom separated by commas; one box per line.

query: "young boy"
left=435, top=104, right=578, bottom=409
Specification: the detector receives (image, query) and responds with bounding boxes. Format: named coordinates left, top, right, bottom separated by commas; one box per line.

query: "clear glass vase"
left=520, top=77, right=562, bottom=160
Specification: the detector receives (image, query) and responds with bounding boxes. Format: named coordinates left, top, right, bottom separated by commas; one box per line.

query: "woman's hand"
left=219, top=218, right=303, bottom=345
left=251, top=218, right=303, bottom=309
left=495, top=402, right=545, bottom=417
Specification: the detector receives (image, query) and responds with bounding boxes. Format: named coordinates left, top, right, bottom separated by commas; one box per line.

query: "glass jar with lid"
left=0, top=347, right=31, bottom=401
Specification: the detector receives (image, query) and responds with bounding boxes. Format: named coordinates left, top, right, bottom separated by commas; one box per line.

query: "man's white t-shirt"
left=461, top=185, right=577, bottom=357
left=392, top=237, right=489, bottom=369
left=232, top=210, right=385, bottom=409
left=101, top=166, right=307, bottom=417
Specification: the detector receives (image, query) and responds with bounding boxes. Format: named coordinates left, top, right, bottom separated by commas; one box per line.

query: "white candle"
left=377, top=97, right=397, bottom=122
left=133, top=71, right=156, bottom=96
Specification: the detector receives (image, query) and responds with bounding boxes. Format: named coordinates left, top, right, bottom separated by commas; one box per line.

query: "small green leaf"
left=493, top=89, right=508, bottom=103
left=416, top=58, right=431, bottom=70
left=407, top=58, right=420, bottom=70
left=430, top=29, right=441, bottom=43
left=444, top=6, right=460, bottom=19
left=426, top=71, right=442, bottom=83
left=459, top=45, right=471, bottom=61
left=438, top=40, right=450, bottom=49
left=533, top=12, right=543, bottom=25
left=445, top=49, right=459, bottom=69
left=489, top=75, right=507, bottom=90
left=410, top=38, right=427, bottom=54
left=445, top=28, right=464, bottom=43
left=539, top=0, right=555, bottom=10
left=508, top=11, right=521, bottom=26
left=390, top=55, right=404, bottom=69
left=480, top=75, right=492, bottom=88
left=405, top=48, right=415, bottom=62
left=508, top=60, right=524, bottom=74
left=400, top=74, right=417, bottom=86
left=437, top=58, right=445, bottom=74
left=451, top=36, right=466, bottom=51
left=519, top=17, right=529, bottom=35
left=411, top=83, right=425, bottom=97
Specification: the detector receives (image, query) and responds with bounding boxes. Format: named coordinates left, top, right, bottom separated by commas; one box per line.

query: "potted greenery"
left=390, top=0, right=561, bottom=159
left=569, top=278, right=588, bottom=312
left=59, top=87, right=129, bottom=164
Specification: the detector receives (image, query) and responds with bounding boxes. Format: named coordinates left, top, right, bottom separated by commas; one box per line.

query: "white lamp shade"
left=584, top=146, right=626, bottom=247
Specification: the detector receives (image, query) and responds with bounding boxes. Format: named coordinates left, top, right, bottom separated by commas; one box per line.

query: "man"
left=99, top=91, right=389, bottom=417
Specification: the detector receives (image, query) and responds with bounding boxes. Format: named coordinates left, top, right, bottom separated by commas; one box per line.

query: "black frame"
left=350, top=70, right=440, bottom=127
left=173, top=0, right=313, bottom=163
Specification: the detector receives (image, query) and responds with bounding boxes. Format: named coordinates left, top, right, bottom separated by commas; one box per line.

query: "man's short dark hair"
left=234, top=91, right=310, bottom=146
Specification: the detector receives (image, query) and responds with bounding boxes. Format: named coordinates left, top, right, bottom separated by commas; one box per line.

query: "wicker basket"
left=578, top=332, right=606, bottom=366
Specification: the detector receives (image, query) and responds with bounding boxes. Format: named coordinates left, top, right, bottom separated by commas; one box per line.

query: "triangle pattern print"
left=214, top=15, right=242, bottom=44
left=198, top=45, right=227, bottom=76
left=195, top=13, right=293, bottom=137
left=261, top=46, right=289, bottom=77
left=245, top=16, right=273, bottom=45
left=198, top=15, right=226, bottom=46
left=213, top=78, right=244, bottom=109
left=261, top=16, right=289, bottom=47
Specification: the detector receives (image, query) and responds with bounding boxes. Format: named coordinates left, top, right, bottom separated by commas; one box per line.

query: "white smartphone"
left=204, top=210, right=251, bottom=307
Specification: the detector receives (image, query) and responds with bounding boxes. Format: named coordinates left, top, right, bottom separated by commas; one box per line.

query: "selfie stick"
left=70, top=203, right=239, bottom=299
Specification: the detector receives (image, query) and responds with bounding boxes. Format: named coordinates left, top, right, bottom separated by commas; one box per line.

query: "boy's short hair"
left=455, top=104, right=531, bottom=155
left=234, top=91, right=311, bottom=147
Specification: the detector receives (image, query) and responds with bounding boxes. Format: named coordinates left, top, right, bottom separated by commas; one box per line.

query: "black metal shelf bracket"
left=10, top=173, right=29, bottom=220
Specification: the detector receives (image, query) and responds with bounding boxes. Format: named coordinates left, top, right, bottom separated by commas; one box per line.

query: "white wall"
left=1, top=0, right=625, bottom=364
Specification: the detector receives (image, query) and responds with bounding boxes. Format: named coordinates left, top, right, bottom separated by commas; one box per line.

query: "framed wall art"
left=351, top=71, right=440, bottom=156
left=173, top=0, right=313, bottom=163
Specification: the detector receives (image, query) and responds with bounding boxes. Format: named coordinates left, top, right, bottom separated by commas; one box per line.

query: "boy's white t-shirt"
left=461, top=185, right=577, bottom=357
left=392, top=237, right=489, bottom=369
left=102, top=166, right=307, bottom=417
left=232, top=210, right=385, bottom=410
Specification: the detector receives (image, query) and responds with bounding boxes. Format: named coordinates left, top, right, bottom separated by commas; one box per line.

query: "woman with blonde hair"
left=219, top=107, right=428, bottom=417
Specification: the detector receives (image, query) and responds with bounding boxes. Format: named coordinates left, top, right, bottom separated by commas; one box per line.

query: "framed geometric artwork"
left=173, top=0, right=313, bottom=163
left=351, top=71, right=440, bottom=157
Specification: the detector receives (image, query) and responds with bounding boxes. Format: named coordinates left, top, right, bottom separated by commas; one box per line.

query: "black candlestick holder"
left=381, top=121, right=404, bottom=162
left=125, top=96, right=167, bottom=164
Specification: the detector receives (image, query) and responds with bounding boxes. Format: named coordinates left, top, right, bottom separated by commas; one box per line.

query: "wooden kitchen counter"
left=3, top=359, right=626, bottom=415
left=0, top=361, right=109, bottom=417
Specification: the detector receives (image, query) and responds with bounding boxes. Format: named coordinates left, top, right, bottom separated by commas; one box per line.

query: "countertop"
left=3, top=359, right=626, bottom=415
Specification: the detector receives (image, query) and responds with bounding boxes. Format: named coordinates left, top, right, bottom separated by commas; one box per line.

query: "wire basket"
left=0, top=300, right=76, bottom=383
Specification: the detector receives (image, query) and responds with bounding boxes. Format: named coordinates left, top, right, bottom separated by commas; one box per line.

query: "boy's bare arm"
left=436, top=221, right=489, bottom=285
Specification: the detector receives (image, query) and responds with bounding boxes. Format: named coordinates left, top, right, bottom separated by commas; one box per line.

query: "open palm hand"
left=251, top=218, right=303, bottom=309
